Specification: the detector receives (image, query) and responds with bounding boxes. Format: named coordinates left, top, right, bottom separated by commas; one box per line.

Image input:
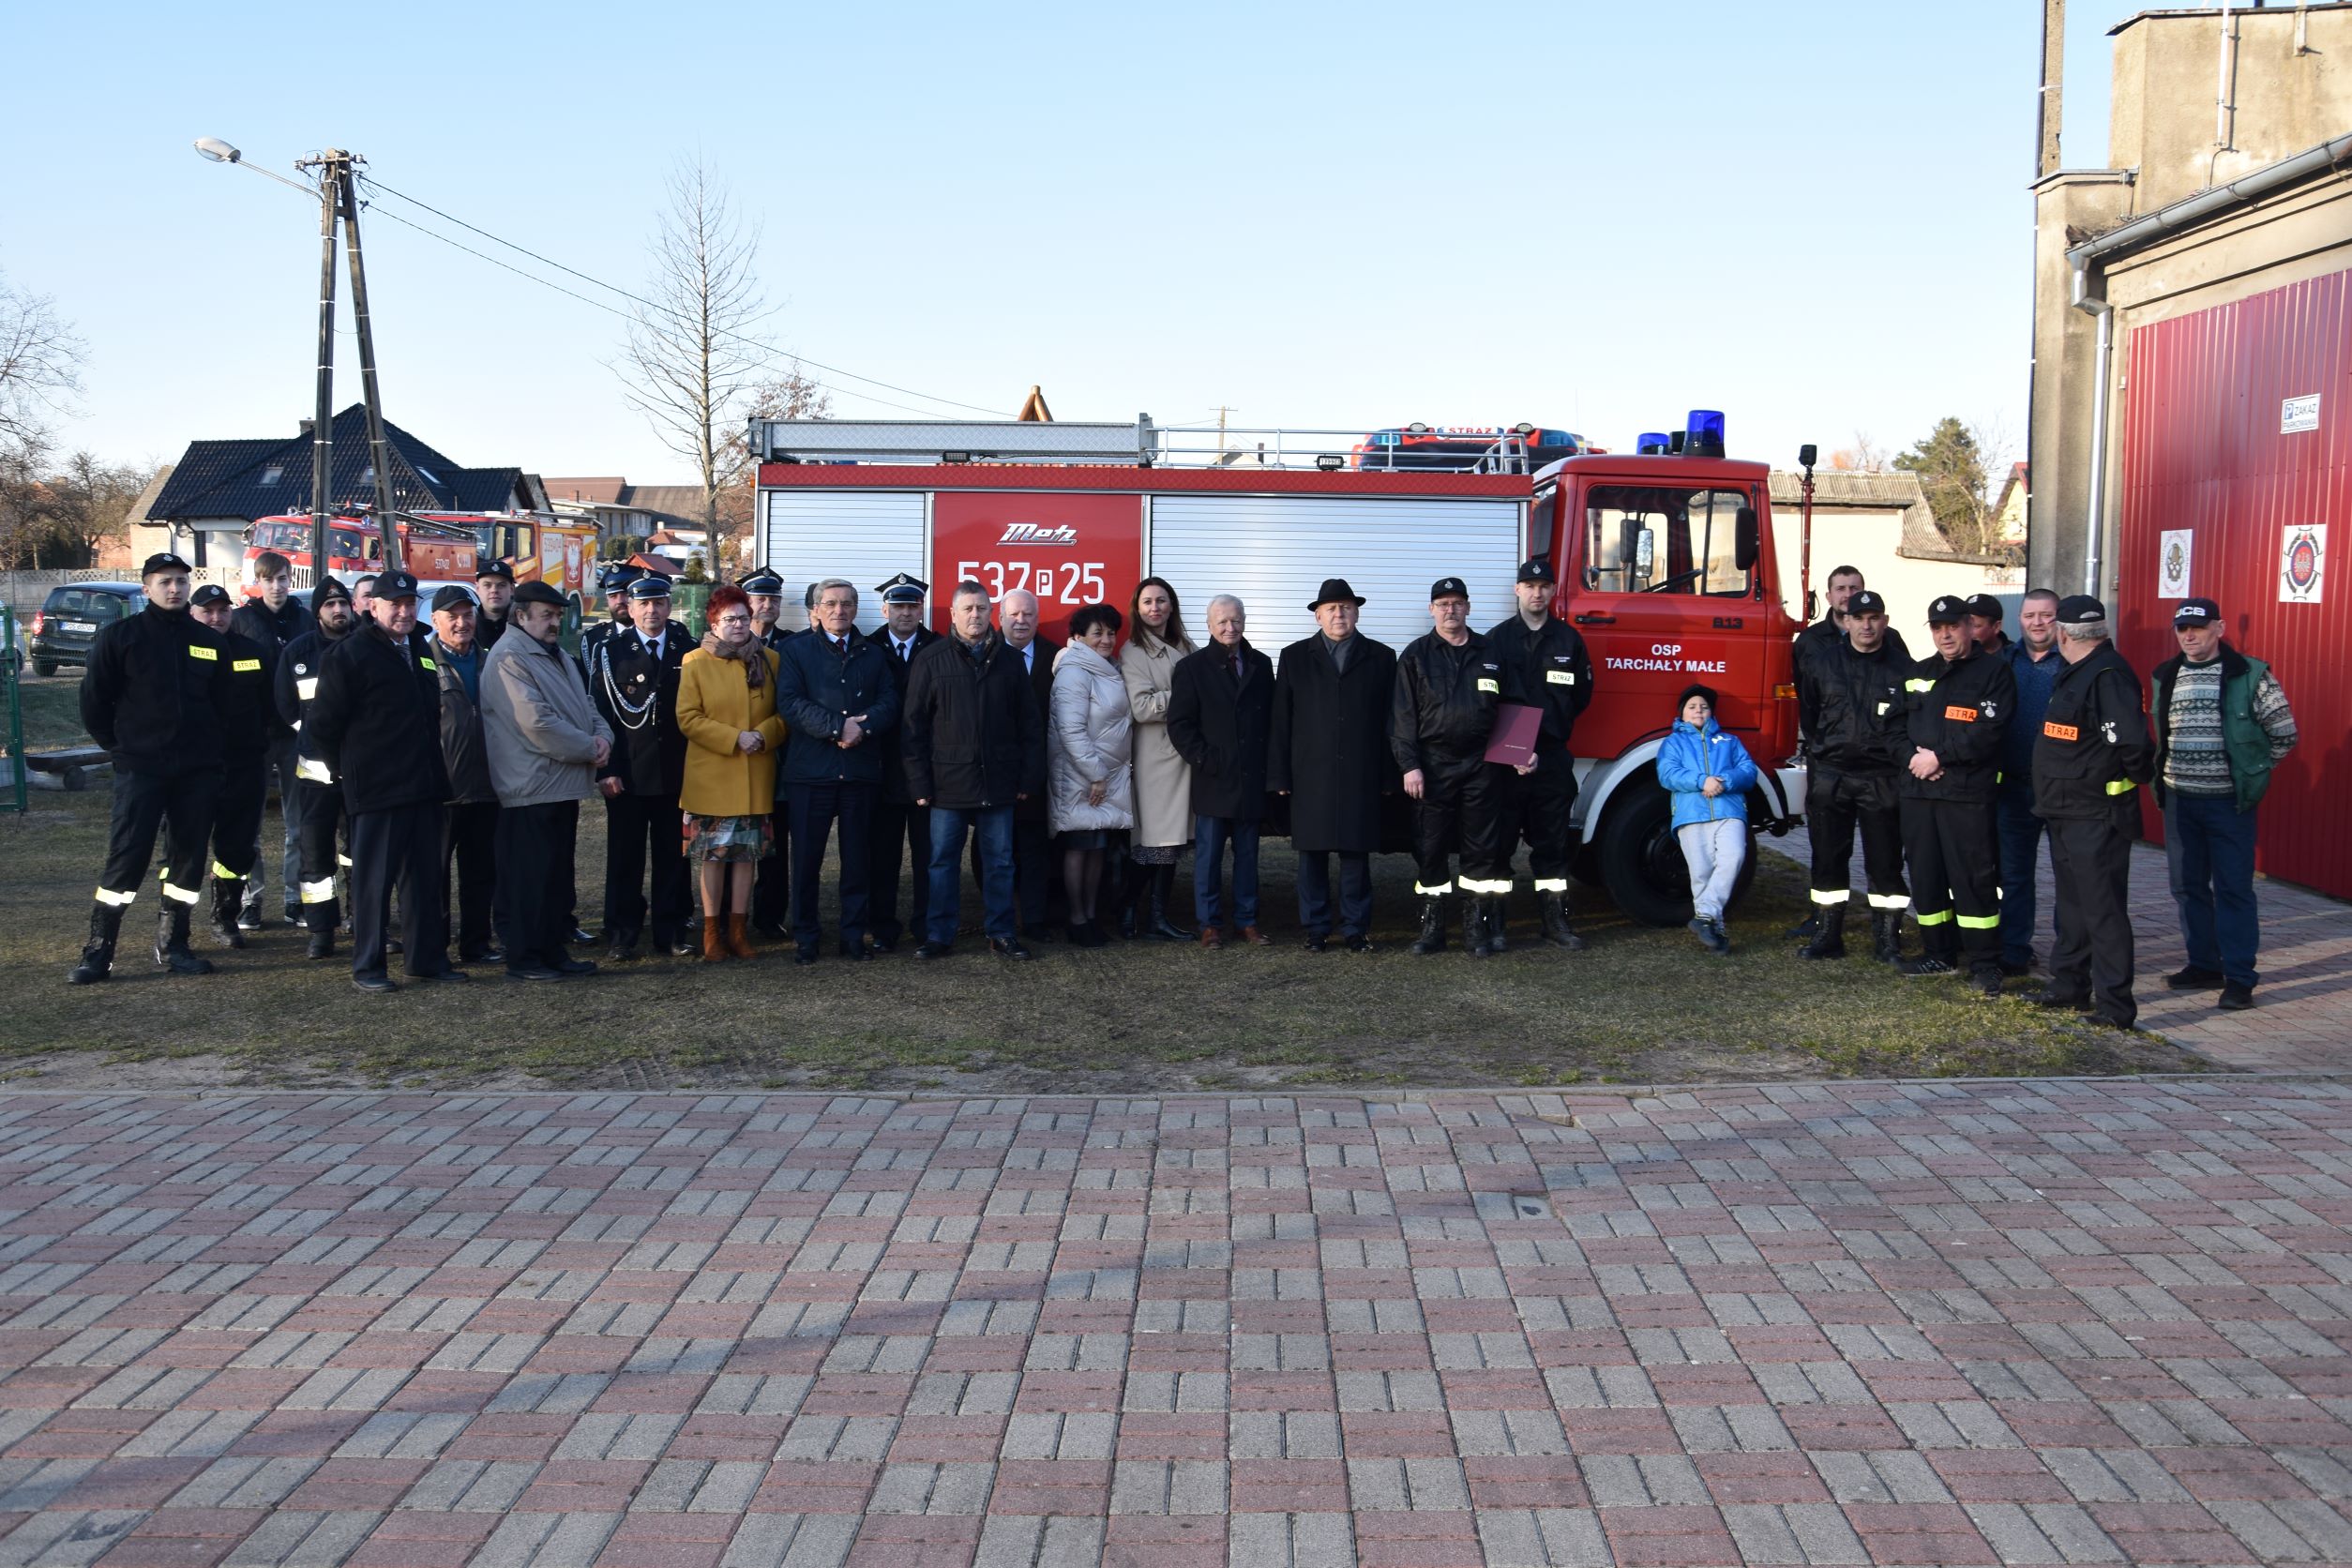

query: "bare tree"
left=716, top=363, right=832, bottom=563
left=0, top=268, right=84, bottom=458
left=43, top=451, right=155, bottom=564
left=1829, top=430, right=1888, bottom=474
left=615, top=160, right=769, bottom=561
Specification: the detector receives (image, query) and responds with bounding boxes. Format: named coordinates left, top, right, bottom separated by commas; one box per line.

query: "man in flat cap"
left=1270, top=579, right=1395, bottom=952
left=2029, top=595, right=2151, bottom=1029
left=68, top=553, right=231, bottom=984
left=1390, top=577, right=1529, bottom=957
left=590, top=574, right=692, bottom=960
left=1486, top=557, right=1594, bottom=949
left=867, top=573, right=938, bottom=951
left=307, top=569, right=460, bottom=991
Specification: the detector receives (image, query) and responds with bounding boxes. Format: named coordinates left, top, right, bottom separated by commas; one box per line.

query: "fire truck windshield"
left=250, top=520, right=379, bottom=561
left=1584, top=486, right=1754, bottom=598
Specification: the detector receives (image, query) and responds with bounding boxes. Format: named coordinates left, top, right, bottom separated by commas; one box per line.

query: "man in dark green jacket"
left=2149, top=598, right=2298, bottom=1010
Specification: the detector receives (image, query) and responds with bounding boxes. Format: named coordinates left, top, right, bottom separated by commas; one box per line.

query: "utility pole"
left=336, top=164, right=400, bottom=565
left=294, top=147, right=402, bottom=572
left=304, top=157, right=340, bottom=575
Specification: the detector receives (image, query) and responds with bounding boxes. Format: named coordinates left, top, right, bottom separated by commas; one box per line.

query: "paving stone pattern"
left=1, top=1085, right=2350, bottom=1566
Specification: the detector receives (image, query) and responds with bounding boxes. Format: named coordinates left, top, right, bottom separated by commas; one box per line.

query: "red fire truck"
left=749, top=413, right=1808, bottom=924
left=243, top=511, right=598, bottom=627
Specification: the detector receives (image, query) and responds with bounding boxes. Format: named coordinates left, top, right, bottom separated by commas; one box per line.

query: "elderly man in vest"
left=2150, top=597, right=2298, bottom=1012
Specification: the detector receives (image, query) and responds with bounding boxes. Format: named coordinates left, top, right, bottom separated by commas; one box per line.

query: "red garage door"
left=2117, top=267, right=2351, bottom=898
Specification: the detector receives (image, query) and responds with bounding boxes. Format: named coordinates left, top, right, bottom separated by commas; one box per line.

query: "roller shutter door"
left=1146, top=494, right=1524, bottom=656
left=760, top=490, right=927, bottom=634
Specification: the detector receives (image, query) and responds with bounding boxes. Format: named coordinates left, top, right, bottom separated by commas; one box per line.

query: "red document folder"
left=1484, top=703, right=1541, bottom=766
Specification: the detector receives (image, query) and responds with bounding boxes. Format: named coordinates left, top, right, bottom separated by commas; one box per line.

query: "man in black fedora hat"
left=1486, top=557, right=1594, bottom=950
left=1271, top=579, right=1396, bottom=952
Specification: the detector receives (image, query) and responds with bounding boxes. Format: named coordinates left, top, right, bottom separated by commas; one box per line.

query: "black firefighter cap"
left=598, top=563, right=643, bottom=595
left=1846, top=589, right=1888, bottom=616
left=375, top=569, right=421, bottom=601
left=1964, top=593, right=2004, bottom=621
left=512, top=580, right=566, bottom=610
left=2173, top=596, right=2221, bottom=627
left=1515, top=558, right=1557, bottom=584
left=141, top=551, right=191, bottom=577
left=188, top=583, right=233, bottom=608
left=310, top=575, right=352, bottom=611
left=1926, top=595, right=1969, bottom=625
left=475, top=558, right=515, bottom=582
left=431, top=584, right=478, bottom=613
left=626, top=575, right=673, bottom=602
left=1428, top=577, right=1470, bottom=603
left=740, top=567, right=784, bottom=596
left=876, top=572, right=927, bottom=605
left=2057, top=594, right=2107, bottom=626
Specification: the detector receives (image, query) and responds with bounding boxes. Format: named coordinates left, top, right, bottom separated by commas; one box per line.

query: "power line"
left=354, top=173, right=1014, bottom=419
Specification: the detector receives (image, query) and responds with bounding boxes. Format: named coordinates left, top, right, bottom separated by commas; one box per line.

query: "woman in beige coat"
left=1119, top=576, right=1196, bottom=939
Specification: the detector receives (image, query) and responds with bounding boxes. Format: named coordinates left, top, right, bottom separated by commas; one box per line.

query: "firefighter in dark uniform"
left=229, top=551, right=311, bottom=929
left=1390, top=577, right=1530, bottom=957
left=182, top=584, right=280, bottom=951
left=68, top=553, right=231, bottom=984
left=1894, top=594, right=2017, bottom=994
left=743, top=567, right=797, bottom=938
left=1485, top=557, right=1594, bottom=950
left=580, top=563, right=641, bottom=669
left=473, top=558, right=515, bottom=650
left=867, top=573, right=940, bottom=952
left=277, top=576, right=360, bottom=959
left=590, top=574, right=693, bottom=959
left=2031, top=596, right=2153, bottom=1030
left=307, top=569, right=460, bottom=992
left=1795, top=589, right=1910, bottom=963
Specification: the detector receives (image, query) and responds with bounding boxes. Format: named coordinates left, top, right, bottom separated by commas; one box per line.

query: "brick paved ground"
left=1760, top=830, right=2348, bottom=1072
left=2, top=1084, right=2350, bottom=1566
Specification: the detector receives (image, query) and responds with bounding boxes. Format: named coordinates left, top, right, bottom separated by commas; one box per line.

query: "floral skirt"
left=686, top=812, right=769, bottom=865
left=1129, top=841, right=1186, bottom=866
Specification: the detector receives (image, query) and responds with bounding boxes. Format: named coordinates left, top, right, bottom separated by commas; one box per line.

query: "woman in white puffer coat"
left=1048, top=603, right=1135, bottom=947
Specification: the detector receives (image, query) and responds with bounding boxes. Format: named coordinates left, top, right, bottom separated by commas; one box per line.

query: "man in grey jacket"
left=481, top=580, right=612, bottom=981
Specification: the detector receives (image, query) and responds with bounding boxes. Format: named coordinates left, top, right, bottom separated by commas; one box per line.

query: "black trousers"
left=790, top=780, right=875, bottom=952
left=294, top=777, right=348, bottom=932
left=1296, top=851, right=1373, bottom=938
left=101, top=765, right=220, bottom=914
left=2048, top=812, right=2136, bottom=1026
left=1900, top=795, right=2001, bottom=978
left=248, top=733, right=304, bottom=916
left=1411, top=754, right=1509, bottom=897
left=163, top=759, right=262, bottom=886
left=602, top=789, right=688, bottom=947
left=497, top=800, right=577, bottom=970
left=867, top=796, right=932, bottom=946
left=349, top=802, right=449, bottom=979
left=1500, top=746, right=1577, bottom=893
left=445, top=801, right=500, bottom=959
left=1806, top=768, right=1908, bottom=916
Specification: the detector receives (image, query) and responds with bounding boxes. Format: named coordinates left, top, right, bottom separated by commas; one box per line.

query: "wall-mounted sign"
left=2282, top=394, right=2321, bottom=434
left=2158, top=529, right=2194, bottom=599
left=2281, top=523, right=2326, bottom=605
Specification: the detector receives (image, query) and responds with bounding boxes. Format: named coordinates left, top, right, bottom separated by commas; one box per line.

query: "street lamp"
left=193, top=137, right=239, bottom=163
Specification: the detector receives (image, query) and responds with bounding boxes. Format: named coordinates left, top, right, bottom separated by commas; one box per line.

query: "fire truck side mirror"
left=1617, top=519, right=1640, bottom=565
left=1734, top=506, right=1759, bottom=571
left=1798, top=443, right=1817, bottom=471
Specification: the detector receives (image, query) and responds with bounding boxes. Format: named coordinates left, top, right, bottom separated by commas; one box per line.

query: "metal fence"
left=2, top=566, right=242, bottom=618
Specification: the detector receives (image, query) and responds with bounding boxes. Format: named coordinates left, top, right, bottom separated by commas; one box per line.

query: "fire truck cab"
left=750, top=412, right=1807, bottom=925
left=244, top=511, right=598, bottom=631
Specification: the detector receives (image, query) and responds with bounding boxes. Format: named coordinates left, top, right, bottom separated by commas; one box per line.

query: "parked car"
left=28, top=582, right=143, bottom=677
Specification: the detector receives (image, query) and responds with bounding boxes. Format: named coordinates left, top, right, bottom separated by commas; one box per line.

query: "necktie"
left=1231, top=649, right=1244, bottom=682
left=898, top=640, right=911, bottom=664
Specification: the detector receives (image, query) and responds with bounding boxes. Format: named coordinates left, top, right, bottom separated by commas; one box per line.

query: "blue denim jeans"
left=1996, top=781, right=2048, bottom=967
left=1194, top=815, right=1260, bottom=930
left=2165, top=794, right=2261, bottom=987
left=927, top=806, right=1017, bottom=944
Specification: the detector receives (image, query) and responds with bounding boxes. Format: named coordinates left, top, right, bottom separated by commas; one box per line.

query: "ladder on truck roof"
left=750, top=417, right=1541, bottom=474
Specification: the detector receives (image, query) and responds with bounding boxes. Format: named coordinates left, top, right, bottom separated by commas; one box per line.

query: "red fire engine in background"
left=242, top=511, right=599, bottom=626
left=749, top=411, right=1809, bottom=925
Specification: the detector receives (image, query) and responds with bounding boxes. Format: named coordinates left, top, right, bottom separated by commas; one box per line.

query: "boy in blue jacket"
left=1657, top=684, right=1757, bottom=955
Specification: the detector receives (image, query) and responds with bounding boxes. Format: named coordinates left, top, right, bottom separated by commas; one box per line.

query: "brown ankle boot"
left=701, top=918, right=731, bottom=962
left=725, top=913, right=756, bottom=959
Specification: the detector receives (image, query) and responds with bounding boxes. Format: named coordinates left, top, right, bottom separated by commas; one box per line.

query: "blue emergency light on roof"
left=1637, top=432, right=1671, bottom=455
left=1684, top=410, right=1726, bottom=459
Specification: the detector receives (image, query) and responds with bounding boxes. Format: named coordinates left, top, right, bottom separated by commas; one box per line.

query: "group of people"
left=66, top=546, right=2297, bottom=1020
left=1790, top=566, right=2299, bottom=1028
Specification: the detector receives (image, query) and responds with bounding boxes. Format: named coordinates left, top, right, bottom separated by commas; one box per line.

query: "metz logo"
left=997, top=522, right=1078, bottom=546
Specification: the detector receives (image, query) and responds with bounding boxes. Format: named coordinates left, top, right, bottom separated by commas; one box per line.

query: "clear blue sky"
left=3, top=0, right=2157, bottom=486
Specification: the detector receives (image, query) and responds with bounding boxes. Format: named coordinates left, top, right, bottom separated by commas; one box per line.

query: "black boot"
left=1410, top=895, right=1448, bottom=956
left=1480, top=897, right=1507, bottom=957
left=155, top=905, right=216, bottom=975
left=68, top=904, right=123, bottom=986
left=1871, top=910, right=1904, bottom=964
left=210, top=876, right=247, bottom=950
left=1148, top=863, right=1195, bottom=941
left=1463, top=897, right=1488, bottom=958
left=1117, top=861, right=1148, bottom=940
left=305, top=899, right=337, bottom=961
left=1799, top=904, right=1847, bottom=960
left=1537, top=891, right=1586, bottom=951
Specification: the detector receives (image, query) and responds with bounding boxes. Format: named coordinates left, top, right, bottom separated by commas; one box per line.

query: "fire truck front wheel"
left=1597, top=781, right=1757, bottom=927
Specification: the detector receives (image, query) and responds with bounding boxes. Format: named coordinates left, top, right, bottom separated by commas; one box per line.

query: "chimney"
left=299, top=417, right=315, bottom=436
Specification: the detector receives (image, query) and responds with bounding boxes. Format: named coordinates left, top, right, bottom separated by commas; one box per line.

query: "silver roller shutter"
left=760, top=490, right=927, bottom=634
left=1146, top=493, right=1525, bottom=656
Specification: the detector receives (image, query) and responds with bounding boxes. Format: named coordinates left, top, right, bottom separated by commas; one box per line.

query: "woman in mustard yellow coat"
left=677, top=586, right=787, bottom=960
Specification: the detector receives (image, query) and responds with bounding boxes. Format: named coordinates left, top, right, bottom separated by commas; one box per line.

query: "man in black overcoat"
left=1270, top=579, right=1396, bottom=952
